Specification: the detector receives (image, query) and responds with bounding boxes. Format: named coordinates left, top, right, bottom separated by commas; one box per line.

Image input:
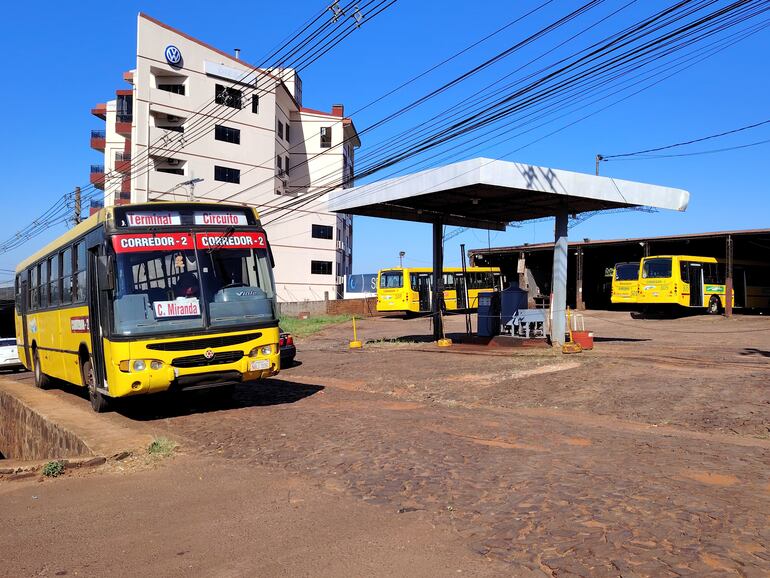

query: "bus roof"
left=642, top=255, right=718, bottom=262
left=15, top=202, right=262, bottom=273
left=379, top=266, right=500, bottom=274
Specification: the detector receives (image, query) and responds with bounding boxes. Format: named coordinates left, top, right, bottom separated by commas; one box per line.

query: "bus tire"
left=707, top=295, right=722, bottom=315
left=32, top=348, right=51, bottom=389
left=83, top=358, right=110, bottom=413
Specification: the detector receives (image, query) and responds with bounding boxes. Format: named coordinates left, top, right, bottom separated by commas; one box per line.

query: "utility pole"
left=399, top=251, right=405, bottom=268
left=74, top=187, right=82, bottom=225
left=595, top=154, right=603, bottom=176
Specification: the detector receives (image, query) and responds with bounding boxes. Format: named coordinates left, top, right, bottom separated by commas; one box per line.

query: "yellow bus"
left=14, top=202, right=281, bottom=412
left=610, top=262, right=640, bottom=305
left=376, top=267, right=502, bottom=314
left=638, top=255, right=730, bottom=314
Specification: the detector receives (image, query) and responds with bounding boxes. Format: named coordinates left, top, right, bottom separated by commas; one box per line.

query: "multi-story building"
left=90, top=13, right=359, bottom=301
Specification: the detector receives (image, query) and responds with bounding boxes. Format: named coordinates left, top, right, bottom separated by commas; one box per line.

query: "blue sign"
left=165, top=45, right=182, bottom=66
left=346, top=274, right=377, bottom=294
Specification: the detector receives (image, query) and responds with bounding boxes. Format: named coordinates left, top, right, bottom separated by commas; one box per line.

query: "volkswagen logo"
left=203, top=349, right=215, bottom=360
left=165, top=45, right=182, bottom=66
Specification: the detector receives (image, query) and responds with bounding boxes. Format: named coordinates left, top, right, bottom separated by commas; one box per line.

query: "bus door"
left=19, top=276, right=31, bottom=366
left=455, top=274, right=467, bottom=309
left=417, top=275, right=431, bottom=312
left=88, top=248, right=108, bottom=390
left=688, top=263, right=703, bottom=307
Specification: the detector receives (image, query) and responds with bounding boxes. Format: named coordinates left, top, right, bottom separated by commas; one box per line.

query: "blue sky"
left=1, top=0, right=768, bottom=282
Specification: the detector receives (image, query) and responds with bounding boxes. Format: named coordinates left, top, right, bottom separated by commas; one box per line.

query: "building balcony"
left=91, top=103, right=107, bottom=120
left=90, top=129, right=106, bottom=151
left=115, top=152, right=131, bottom=173
left=115, top=114, right=132, bottom=137
left=90, top=164, right=105, bottom=189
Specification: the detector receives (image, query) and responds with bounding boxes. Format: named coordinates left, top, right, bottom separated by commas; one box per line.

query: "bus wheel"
left=83, top=358, right=110, bottom=413
left=32, top=348, right=50, bottom=389
left=707, top=295, right=722, bottom=315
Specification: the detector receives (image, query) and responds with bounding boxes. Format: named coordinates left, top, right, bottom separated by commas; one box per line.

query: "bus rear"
left=376, top=268, right=414, bottom=312
left=610, top=262, right=639, bottom=304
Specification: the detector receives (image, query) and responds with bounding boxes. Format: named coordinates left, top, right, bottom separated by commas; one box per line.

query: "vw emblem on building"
left=203, top=349, right=215, bottom=360
left=164, top=45, right=182, bottom=66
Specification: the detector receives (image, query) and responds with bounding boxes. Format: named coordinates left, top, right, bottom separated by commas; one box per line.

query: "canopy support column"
left=432, top=220, right=444, bottom=342
left=550, top=210, right=569, bottom=346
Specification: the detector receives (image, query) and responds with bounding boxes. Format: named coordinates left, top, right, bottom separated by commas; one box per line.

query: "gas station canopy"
left=327, top=157, right=690, bottom=345
left=327, top=158, right=689, bottom=228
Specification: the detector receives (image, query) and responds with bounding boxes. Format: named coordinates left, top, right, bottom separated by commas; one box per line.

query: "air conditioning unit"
left=336, top=276, right=344, bottom=285
left=336, top=240, right=344, bottom=250
left=167, top=158, right=180, bottom=166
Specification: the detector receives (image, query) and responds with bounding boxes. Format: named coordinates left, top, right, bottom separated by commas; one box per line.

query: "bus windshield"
left=615, top=263, right=639, bottom=281
left=380, top=271, right=403, bottom=288
left=642, top=258, right=672, bottom=279
left=111, top=234, right=276, bottom=336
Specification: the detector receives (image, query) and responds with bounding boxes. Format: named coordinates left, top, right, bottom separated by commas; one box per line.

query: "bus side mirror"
left=98, top=255, right=114, bottom=291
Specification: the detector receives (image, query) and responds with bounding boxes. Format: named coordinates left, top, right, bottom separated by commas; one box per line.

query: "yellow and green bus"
left=376, top=266, right=502, bottom=314
left=610, top=261, right=640, bottom=305
left=638, top=255, right=732, bottom=314
left=14, top=202, right=281, bottom=412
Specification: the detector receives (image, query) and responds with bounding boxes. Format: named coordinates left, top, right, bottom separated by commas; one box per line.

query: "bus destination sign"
left=196, top=231, right=266, bottom=249
left=124, top=211, right=181, bottom=227
left=153, top=297, right=201, bottom=318
left=112, top=233, right=193, bottom=253
left=193, top=211, right=248, bottom=226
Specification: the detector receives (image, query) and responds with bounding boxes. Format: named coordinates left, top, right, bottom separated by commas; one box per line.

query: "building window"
left=285, top=123, right=290, bottom=143
left=284, top=156, right=290, bottom=176
left=158, top=84, right=185, bottom=95
left=320, top=126, right=332, bottom=148
left=214, top=165, right=241, bottom=183
left=276, top=156, right=283, bottom=176
left=251, top=94, right=259, bottom=114
left=311, top=260, right=332, bottom=275
left=215, top=84, right=242, bottom=109
left=312, top=224, right=333, bottom=240
left=277, top=121, right=284, bottom=140
left=215, top=124, right=241, bottom=144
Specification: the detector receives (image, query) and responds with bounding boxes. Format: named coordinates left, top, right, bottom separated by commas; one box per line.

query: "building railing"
left=91, top=129, right=106, bottom=139
left=116, top=114, right=133, bottom=123
left=115, top=152, right=131, bottom=162
left=90, top=164, right=104, bottom=173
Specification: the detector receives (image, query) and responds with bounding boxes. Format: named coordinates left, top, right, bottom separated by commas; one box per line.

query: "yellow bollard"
left=436, top=309, right=452, bottom=347
left=349, top=316, right=363, bottom=349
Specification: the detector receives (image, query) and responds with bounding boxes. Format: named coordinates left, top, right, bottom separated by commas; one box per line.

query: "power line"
left=601, top=117, right=770, bottom=159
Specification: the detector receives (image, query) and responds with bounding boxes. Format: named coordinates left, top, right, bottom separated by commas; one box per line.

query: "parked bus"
left=377, top=267, right=502, bottom=314
left=610, top=261, right=640, bottom=305
left=14, top=202, right=281, bottom=412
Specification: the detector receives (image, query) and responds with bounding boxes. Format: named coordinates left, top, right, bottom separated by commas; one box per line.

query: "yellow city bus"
left=610, top=261, right=640, bottom=305
left=14, top=202, right=281, bottom=412
left=637, top=255, right=730, bottom=314
left=377, top=267, right=502, bottom=314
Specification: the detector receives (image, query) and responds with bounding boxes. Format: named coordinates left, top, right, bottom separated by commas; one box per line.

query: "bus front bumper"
left=107, top=352, right=281, bottom=398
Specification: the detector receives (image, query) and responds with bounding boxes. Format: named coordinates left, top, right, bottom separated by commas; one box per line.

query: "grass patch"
left=147, top=437, right=177, bottom=458
left=280, top=314, right=353, bottom=337
left=42, top=460, right=65, bottom=478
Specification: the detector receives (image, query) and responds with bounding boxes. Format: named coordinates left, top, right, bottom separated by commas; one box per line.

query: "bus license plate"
left=250, top=360, right=270, bottom=371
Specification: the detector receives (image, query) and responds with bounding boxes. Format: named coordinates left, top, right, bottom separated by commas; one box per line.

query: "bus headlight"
left=132, top=360, right=146, bottom=372
left=118, top=359, right=163, bottom=372
left=150, top=360, right=164, bottom=370
left=249, top=345, right=274, bottom=357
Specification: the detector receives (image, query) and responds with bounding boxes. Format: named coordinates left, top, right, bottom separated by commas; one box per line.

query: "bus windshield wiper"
left=207, top=226, right=236, bottom=254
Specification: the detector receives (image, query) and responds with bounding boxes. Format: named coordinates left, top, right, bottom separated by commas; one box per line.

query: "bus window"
left=614, top=263, right=639, bottom=281
left=443, top=273, right=454, bottom=286
left=642, top=258, right=672, bottom=279
left=73, top=242, right=87, bottom=303
left=679, top=261, right=690, bottom=283
left=61, top=247, right=72, bottom=303
left=380, top=271, right=403, bottom=288
left=410, top=272, right=431, bottom=291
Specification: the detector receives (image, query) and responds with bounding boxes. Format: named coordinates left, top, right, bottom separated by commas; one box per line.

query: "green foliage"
left=42, top=460, right=65, bottom=478
left=279, top=314, right=353, bottom=337
left=147, top=437, right=177, bottom=457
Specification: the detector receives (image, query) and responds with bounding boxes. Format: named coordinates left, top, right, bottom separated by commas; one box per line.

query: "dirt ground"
left=1, top=310, right=769, bottom=577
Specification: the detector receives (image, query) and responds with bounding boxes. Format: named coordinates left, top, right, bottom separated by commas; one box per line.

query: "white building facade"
left=90, top=13, right=358, bottom=301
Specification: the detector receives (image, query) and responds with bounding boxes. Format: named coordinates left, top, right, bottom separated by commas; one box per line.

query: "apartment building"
left=89, top=13, right=359, bottom=301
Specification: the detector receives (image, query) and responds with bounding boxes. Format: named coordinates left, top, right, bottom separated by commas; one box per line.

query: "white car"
left=0, top=338, right=24, bottom=371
